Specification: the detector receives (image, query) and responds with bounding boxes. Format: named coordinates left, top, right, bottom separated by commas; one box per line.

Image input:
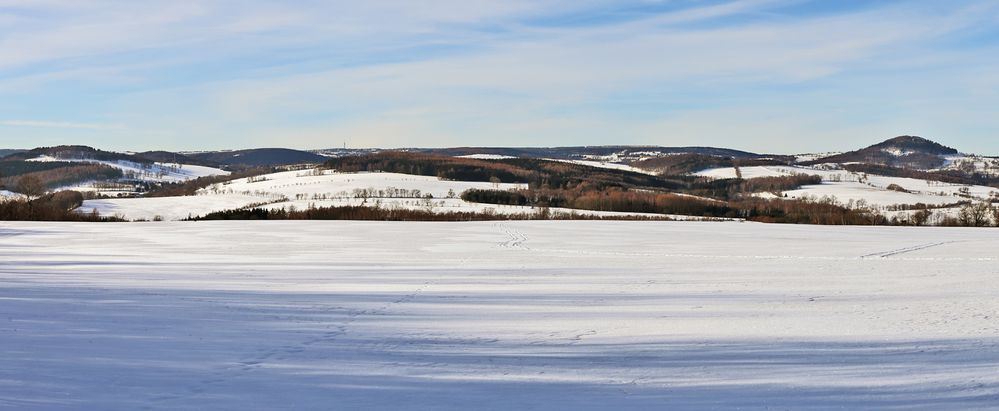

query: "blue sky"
left=1, top=0, right=998, bottom=153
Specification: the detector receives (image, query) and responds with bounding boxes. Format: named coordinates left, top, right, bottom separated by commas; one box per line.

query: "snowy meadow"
left=1, top=221, right=998, bottom=410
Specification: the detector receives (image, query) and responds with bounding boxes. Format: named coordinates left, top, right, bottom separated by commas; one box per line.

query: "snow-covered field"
left=80, top=170, right=677, bottom=221
left=783, top=181, right=966, bottom=207
left=455, top=154, right=517, bottom=160
left=697, top=165, right=999, bottom=208
left=546, top=158, right=658, bottom=175
left=208, top=169, right=524, bottom=200
left=2, top=221, right=998, bottom=410
left=78, top=194, right=273, bottom=221
left=938, top=155, right=999, bottom=176
left=81, top=170, right=527, bottom=220
left=695, top=165, right=798, bottom=179
left=697, top=165, right=872, bottom=181
left=782, top=173, right=998, bottom=208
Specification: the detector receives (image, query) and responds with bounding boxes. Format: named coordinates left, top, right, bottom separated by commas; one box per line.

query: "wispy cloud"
left=0, top=120, right=126, bottom=131
left=1, top=0, right=999, bottom=152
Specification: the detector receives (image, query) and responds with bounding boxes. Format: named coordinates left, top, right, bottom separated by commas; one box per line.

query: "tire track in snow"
left=515, top=246, right=993, bottom=262
left=860, top=241, right=959, bottom=259
left=494, top=222, right=530, bottom=250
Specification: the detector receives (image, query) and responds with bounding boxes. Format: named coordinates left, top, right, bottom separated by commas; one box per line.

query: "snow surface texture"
left=2, top=221, right=998, bottom=410
left=80, top=170, right=676, bottom=221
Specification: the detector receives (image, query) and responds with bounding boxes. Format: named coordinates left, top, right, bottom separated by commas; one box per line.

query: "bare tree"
left=16, top=175, right=45, bottom=198
left=912, top=209, right=933, bottom=226
left=422, top=196, right=436, bottom=213
left=959, top=202, right=993, bottom=227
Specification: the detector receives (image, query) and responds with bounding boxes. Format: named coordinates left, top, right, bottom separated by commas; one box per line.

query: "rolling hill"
left=2, top=136, right=997, bottom=226
left=405, top=145, right=766, bottom=161
left=805, top=136, right=960, bottom=169
left=186, top=148, right=328, bottom=167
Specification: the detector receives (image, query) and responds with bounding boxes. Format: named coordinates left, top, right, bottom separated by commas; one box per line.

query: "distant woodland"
left=3, top=149, right=997, bottom=226
left=0, top=161, right=124, bottom=190
left=0, top=191, right=121, bottom=221
left=321, top=152, right=997, bottom=226
left=187, top=205, right=670, bottom=222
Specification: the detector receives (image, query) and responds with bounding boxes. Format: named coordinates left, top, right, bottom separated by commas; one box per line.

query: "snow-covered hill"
left=545, top=158, right=658, bottom=175
left=28, top=155, right=228, bottom=184
left=695, top=164, right=999, bottom=224
left=81, top=169, right=682, bottom=221
left=697, top=165, right=998, bottom=205
left=935, top=154, right=999, bottom=176
left=807, top=136, right=961, bottom=169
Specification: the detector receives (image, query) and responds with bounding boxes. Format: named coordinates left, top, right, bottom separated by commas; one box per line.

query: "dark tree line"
left=461, top=189, right=529, bottom=206
left=0, top=160, right=84, bottom=177
left=842, top=163, right=999, bottom=188
left=629, top=154, right=791, bottom=175
left=143, top=167, right=276, bottom=197
left=0, top=191, right=120, bottom=221
left=461, top=174, right=824, bottom=220
left=685, top=174, right=823, bottom=200
left=459, top=187, right=893, bottom=225
left=323, top=152, right=686, bottom=191
left=3, top=145, right=152, bottom=164
left=187, top=205, right=671, bottom=221
left=0, top=164, right=123, bottom=191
